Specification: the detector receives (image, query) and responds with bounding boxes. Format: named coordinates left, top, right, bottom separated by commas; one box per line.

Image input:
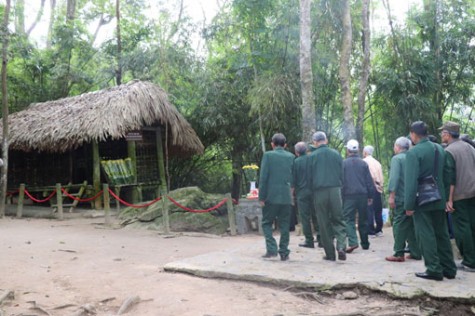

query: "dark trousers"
left=261, top=203, right=291, bottom=256
left=368, top=191, right=383, bottom=234
left=343, top=195, right=370, bottom=249
left=452, top=197, right=475, bottom=269
left=392, top=204, right=420, bottom=258
left=296, top=192, right=314, bottom=245
left=314, top=187, right=346, bottom=260
left=413, top=209, right=457, bottom=277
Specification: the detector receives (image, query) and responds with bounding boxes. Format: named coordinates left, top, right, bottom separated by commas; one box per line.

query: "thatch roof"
left=1, top=80, right=204, bottom=154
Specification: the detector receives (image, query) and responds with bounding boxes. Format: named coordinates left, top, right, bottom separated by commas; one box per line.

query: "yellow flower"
left=242, top=164, right=259, bottom=170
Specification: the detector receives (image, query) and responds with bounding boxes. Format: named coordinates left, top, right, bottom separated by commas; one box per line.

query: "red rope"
left=166, top=196, right=228, bottom=213
left=61, top=188, right=103, bottom=202
left=24, top=189, right=56, bottom=203
left=108, top=188, right=162, bottom=208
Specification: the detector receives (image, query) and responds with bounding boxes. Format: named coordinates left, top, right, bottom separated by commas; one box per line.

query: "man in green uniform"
left=306, top=144, right=321, bottom=246
left=258, top=133, right=295, bottom=261
left=385, top=137, right=421, bottom=262
left=440, top=121, right=475, bottom=272
left=293, top=142, right=314, bottom=248
left=405, top=121, right=457, bottom=281
left=309, top=132, right=346, bottom=261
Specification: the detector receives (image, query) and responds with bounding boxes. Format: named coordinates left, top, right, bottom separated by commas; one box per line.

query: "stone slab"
left=164, top=228, right=475, bottom=301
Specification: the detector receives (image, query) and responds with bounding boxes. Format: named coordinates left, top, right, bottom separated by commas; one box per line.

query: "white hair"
left=363, top=145, right=374, bottom=155
left=394, top=137, right=410, bottom=150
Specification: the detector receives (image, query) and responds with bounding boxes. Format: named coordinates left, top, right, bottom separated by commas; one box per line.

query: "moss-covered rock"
left=118, top=187, right=230, bottom=234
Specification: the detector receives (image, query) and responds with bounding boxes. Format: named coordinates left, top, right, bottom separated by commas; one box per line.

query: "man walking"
left=308, top=132, right=347, bottom=261
left=440, top=121, right=475, bottom=272
left=363, top=145, right=384, bottom=237
left=385, top=137, right=421, bottom=262
left=405, top=121, right=456, bottom=281
left=293, top=142, right=315, bottom=248
left=259, top=133, right=295, bottom=261
left=342, top=139, right=375, bottom=253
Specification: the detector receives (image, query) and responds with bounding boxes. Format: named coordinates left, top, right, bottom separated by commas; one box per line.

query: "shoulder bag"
left=416, top=145, right=442, bottom=206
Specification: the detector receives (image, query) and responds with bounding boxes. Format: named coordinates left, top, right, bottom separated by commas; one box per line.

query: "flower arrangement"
left=242, top=164, right=259, bottom=182
left=243, top=164, right=259, bottom=199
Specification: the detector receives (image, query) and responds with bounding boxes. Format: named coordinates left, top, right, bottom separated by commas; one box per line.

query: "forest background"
left=0, top=0, right=474, bottom=203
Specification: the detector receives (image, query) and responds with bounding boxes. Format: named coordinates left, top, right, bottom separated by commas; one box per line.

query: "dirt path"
left=0, top=217, right=468, bottom=315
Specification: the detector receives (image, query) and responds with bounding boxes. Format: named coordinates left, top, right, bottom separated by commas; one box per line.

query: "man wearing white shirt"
left=363, top=145, right=384, bottom=237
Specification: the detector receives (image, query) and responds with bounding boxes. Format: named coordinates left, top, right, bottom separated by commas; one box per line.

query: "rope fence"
left=23, top=189, right=56, bottom=203
left=13, top=183, right=238, bottom=236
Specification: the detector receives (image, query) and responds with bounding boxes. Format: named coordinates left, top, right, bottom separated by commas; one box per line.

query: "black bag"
left=416, top=146, right=442, bottom=206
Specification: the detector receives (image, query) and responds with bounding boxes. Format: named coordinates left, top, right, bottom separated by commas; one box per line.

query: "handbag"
left=416, top=145, right=442, bottom=206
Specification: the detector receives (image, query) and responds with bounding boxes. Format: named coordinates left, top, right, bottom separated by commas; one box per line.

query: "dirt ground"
left=0, top=216, right=472, bottom=316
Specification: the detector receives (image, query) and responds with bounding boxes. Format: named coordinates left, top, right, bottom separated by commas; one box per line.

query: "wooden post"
left=16, top=184, right=25, bottom=218
left=92, top=140, right=102, bottom=210
left=127, top=140, right=139, bottom=203
left=115, top=186, right=121, bottom=212
left=226, top=193, right=237, bottom=236
left=156, top=127, right=167, bottom=195
left=162, top=196, right=170, bottom=234
left=103, top=183, right=111, bottom=225
left=56, top=183, right=63, bottom=220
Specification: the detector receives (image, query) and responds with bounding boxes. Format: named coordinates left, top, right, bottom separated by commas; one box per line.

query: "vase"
left=250, top=181, right=256, bottom=191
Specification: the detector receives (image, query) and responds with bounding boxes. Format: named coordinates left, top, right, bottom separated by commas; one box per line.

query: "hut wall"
left=9, top=151, right=70, bottom=189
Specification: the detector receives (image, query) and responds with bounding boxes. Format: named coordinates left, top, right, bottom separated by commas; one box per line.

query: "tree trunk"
left=66, top=0, right=76, bottom=20
left=26, top=0, right=46, bottom=37
left=0, top=0, right=11, bottom=218
left=339, top=0, right=355, bottom=143
left=230, top=146, right=243, bottom=201
left=299, top=0, right=316, bottom=142
left=116, top=0, right=122, bottom=86
left=14, top=0, right=25, bottom=35
left=47, top=0, right=56, bottom=49
left=356, top=0, right=371, bottom=146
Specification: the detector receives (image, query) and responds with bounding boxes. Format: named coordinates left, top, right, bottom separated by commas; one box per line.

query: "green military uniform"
left=388, top=151, right=420, bottom=259
left=309, top=144, right=346, bottom=260
left=293, top=153, right=314, bottom=246
left=445, top=145, right=475, bottom=269
left=259, top=147, right=295, bottom=257
left=404, top=138, right=457, bottom=278
left=306, top=145, right=321, bottom=243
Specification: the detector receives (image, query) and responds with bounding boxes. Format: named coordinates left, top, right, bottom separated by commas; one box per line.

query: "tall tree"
left=339, top=0, right=355, bottom=142
left=0, top=0, right=11, bottom=218
left=14, top=0, right=25, bottom=35
left=115, top=0, right=122, bottom=85
left=299, top=0, right=316, bottom=141
left=47, top=0, right=56, bottom=49
left=356, top=0, right=370, bottom=146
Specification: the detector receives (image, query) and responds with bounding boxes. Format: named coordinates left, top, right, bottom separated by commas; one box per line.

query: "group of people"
left=257, top=120, right=475, bottom=281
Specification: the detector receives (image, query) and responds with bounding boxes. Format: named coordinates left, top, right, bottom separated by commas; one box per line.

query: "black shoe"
left=299, top=243, right=315, bottom=248
left=443, top=273, right=456, bottom=279
left=338, top=249, right=347, bottom=261
left=415, top=272, right=443, bottom=281
left=280, top=253, right=289, bottom=261
left=262, top=252, right=277, bottom=258
left=323, top=255, right=336, bottom=261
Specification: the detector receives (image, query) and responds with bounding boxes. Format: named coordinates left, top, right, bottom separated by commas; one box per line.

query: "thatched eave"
left=1, top=80, right=204, bottom=154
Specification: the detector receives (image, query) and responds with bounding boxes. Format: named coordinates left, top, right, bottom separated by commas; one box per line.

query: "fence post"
left=56, top=183, right=63, bottom=220
left=115, top=186, right=121, bottom=213
left=103, top=183, right=111, bottom=225
left=162, top=196, right=170, bottom=234
left=226, top=193, right=237, bottom=236
left=16, top=184, right=25, bottom=218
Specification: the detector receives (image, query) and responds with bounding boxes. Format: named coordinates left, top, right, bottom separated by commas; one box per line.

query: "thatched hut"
left=2, top=80, right=203, bottom=206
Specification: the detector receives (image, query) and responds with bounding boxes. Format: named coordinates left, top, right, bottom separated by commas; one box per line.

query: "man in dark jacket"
left=342, top=139, right=375, bottom=253
left=259, top=133, right=295, bottom=261
left=308, top=132, right=347, bottom=261
left=405, top=121, right=457, bottom=281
